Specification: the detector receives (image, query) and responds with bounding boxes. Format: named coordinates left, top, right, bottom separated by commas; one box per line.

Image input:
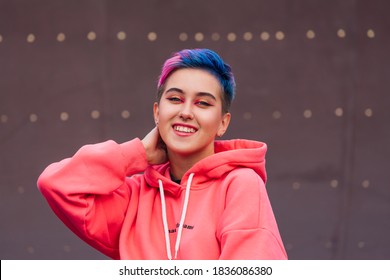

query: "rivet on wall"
left=334, top=107, right=343, bottom=117
left=272, top=110, right=282, bottom=119
left=29, top=113, right=38, bottom=123
left=260, top=32, right=270, bottom=41
left=243, top=112, right=252, bottom=120
left=91, top=110, right=100, bottom=119
left=194, top=32, right=204, bottom=42
left=27, top=33, right=36, bottom=43
left=325, top=241, right=333, bottom=249
left=243, top=32, right=253, bottom=41
left=87, top=31, right=97, bottom=41
left=1, top=114, right=8, bottom=123
left=275, top=31, right=285, bottom=40
left=179, top=32, right=188, bottom=41
left=362, top=180, right=370, bottom=189
left=60, top=112, right=69, bottom=121
left=292, top=182, right=301, bottom=190
left=17, top=186, right=25, bottom=194
left=367, top=29, right=375, bottom=39
left=211, top=33, right=220, bottom=41
left=63, top=245, right=71, bottom=252
left=121, top=110, right=131, bottom=119
left=285, top=243, right=293, bottom=251
left=337, top=29, right=346, bottom=38
left=27, top=246, right=35, bottom=254
left=227, top=32, right=237, bottom=42
left=306, top=29, right=316, bottom=39
left=147, top=32, right=157, bottom=41
left=330, top=179, right=339, bottom=188
left=364, top=108, right=373, bottom=117
left=57, top=32, right=66, bottom=42
left=303, top=109, right=312, bottom=119
left=357, top=241, right=365, bottom=249
left=117, top=31, right=126, bottom=41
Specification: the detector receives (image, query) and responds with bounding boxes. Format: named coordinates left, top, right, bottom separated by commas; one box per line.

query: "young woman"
left=38, top=49, right=287, bottom=260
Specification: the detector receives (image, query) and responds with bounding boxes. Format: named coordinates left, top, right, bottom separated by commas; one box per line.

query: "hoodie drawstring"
left=158, top=172, right=194, bottom=260
left=158, top=179, right=172, bottom=260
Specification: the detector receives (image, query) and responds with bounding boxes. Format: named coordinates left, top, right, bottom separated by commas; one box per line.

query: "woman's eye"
left=167, top=97, right=182, bottom=102
left=196, top=101, right=212, bottom=107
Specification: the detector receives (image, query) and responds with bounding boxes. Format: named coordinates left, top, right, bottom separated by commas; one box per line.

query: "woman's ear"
left=217, top=112, right=231, bottom=137
left=153, top=102, right=159, bottom=125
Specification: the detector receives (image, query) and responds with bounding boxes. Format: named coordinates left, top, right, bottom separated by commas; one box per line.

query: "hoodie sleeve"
left=37, top=138, right=148, bottom=259
left=217, top=168, right=288, bottom=260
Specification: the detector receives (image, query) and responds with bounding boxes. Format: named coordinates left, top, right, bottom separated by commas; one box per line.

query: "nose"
left=179, top=102, right=194, bottom=120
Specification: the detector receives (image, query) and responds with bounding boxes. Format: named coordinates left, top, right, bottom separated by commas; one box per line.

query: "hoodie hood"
left=144, top=139, right=267, bottom=195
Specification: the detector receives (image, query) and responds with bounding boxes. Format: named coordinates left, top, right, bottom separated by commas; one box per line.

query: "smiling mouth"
left=173, top=125, right=197, bottom=133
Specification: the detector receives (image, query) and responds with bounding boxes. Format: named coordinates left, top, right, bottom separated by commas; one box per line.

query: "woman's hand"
left=141, top=127, right=168, bottom=165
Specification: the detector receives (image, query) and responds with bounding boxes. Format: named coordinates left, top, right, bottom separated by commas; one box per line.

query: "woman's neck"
left=168, top=148, right=214, bottom=180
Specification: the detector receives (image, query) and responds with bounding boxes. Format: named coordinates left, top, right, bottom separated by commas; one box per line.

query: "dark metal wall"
left=1, top=0, right=389, bottom=259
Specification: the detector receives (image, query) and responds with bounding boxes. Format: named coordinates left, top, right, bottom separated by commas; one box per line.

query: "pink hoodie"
left=37, top=138, right=287, bottom=260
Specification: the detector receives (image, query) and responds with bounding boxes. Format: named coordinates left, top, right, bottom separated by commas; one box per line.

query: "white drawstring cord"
left=174, top=172, right=194, bottom=259
left=158, top=179, right=172, bottom=260
left=158, top=173, right=195, bottom=260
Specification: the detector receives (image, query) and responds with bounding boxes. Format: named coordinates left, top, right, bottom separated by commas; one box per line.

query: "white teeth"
left=174, top=126, right=196, bottom=133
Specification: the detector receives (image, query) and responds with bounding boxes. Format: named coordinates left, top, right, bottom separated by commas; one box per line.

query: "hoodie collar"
left=144, top=139, right=267, bottom=195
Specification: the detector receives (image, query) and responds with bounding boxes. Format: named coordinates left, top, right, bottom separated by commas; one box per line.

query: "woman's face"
left=154, top=68, right=231, bottom=160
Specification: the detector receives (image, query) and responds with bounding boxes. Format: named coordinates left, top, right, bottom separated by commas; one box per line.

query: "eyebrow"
left=165, top=87, right=217, bottom=101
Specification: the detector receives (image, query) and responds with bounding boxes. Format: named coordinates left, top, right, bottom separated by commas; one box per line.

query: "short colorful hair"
left=157, top=49, right=236, bottom=113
